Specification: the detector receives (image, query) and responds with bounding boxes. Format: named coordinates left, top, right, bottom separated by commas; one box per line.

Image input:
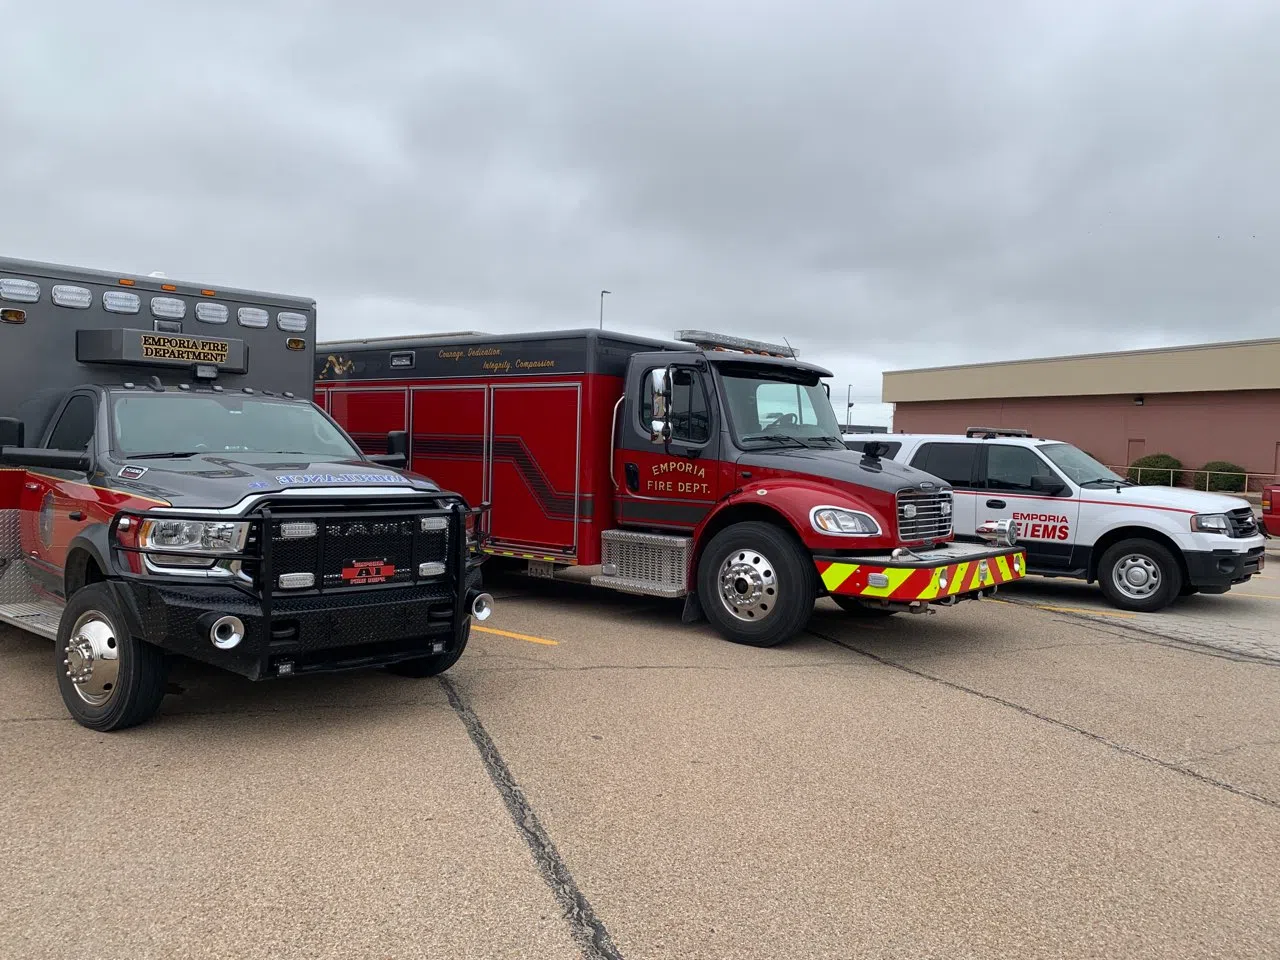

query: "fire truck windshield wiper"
left=125, top=451, right=204, bottom=460
left=738, top=433, right=808, bottom=449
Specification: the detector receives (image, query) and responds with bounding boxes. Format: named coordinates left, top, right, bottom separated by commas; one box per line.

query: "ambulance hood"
left=104, top=453, right=441, bottom=510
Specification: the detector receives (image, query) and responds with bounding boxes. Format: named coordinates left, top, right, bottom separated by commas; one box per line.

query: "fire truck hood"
left=739, top=446, right=946, bottom=495
left=103, top=454, right=439, bottom=510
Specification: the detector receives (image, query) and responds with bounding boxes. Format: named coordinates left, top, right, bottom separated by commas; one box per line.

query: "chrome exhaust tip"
left=470, top=591, right=494, bottom=622
left=210, top=614, right=245, bottom=650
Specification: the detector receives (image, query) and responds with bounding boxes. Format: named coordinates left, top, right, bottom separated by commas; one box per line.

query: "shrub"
left=1127, top=453, right=1184, bottom=486
left=1190, top=460, right=1246, bottom=493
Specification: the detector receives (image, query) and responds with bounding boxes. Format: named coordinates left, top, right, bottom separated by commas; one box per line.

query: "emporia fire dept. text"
left=0, top=257, right=492, bottom=731
left=315, top=329, right=1028, bottom=647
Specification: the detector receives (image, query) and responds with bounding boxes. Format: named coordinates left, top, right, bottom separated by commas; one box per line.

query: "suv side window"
left=910, top=442, right=978, bottom=487
left=640, top=367, right=711, bottom=445
left=984, top=444, right=1058, bottom=493
left=46, top=395, right=96, bottom=451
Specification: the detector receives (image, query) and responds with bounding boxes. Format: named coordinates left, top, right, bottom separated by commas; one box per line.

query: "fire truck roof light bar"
left=675, top=329, right=796, bottom=358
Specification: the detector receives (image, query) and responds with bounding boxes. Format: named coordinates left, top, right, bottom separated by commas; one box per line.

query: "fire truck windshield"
left=719, top=370, right=844, bottom=447
left=109, top=393, right=361, bottom=459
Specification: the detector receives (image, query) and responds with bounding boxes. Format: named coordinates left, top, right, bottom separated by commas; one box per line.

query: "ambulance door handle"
left=24, top=482, right=40, bottom=491
left=624, top=462, right=639, bottom=492
left=68, top=511, right=84, bottom=522
left=986, top=499, right=1006, bottom=509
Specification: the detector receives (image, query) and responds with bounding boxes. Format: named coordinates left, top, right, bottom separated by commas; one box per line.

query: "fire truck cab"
left=0, top=258, right=490, bottom=731
left=316, top=329, right=1025, bottom=648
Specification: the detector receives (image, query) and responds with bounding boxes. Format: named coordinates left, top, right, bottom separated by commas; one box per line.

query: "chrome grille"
left=896, top=490, right=953, bottom=542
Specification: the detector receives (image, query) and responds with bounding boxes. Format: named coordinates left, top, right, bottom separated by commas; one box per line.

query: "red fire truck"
left=315, top=329, right=1026, bottom=646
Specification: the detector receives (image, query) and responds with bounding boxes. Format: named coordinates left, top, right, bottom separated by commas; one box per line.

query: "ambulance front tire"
left=385, top=620, right=470, bottom=678
left=830, top=596, right=898, bottom=618
left=696, top=521, right=814, bottom=647
left=1097, top=538, right=1182, bottom=612
left=55, top=583, right=168, bottom=732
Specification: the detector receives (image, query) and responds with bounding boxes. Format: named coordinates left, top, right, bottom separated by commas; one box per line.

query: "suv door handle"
left=986, top=499, right=1006, bottom=509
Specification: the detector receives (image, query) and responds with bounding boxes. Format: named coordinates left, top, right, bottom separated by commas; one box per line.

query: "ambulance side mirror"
left=0, top=417, right=24, bottom=448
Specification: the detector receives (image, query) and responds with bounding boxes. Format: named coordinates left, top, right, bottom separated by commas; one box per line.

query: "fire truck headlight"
left=810, top=506, right=881, bottom=537
left=138, top=519, right=251, bottom=567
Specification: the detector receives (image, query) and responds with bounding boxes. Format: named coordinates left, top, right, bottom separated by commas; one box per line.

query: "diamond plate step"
left=0, top=599, right=63, bottom=640
left=591, top=529, right=691, bottom=599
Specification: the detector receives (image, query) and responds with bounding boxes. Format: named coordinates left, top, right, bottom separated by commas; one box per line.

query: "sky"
left=3, top=0, right=1277, bottom=427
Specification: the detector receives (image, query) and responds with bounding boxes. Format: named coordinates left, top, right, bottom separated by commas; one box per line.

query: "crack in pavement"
left=439, top=675, right=624, bottom=960
left=807, top=626, right=1280, bottom=813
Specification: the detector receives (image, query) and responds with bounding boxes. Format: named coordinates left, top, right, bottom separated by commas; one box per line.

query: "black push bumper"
left=1183, top=546, right=1265, bottom=591
left=112, top=576, right=479, bottom=680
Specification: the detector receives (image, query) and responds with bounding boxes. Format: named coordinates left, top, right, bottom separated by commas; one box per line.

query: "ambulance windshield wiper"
left=125, top=451, right=204, bottom=460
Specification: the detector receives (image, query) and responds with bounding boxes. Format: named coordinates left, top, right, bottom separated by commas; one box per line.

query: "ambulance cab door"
left=975, top=443, right=1080, bottom=572
left=25, top=391, right=99, bottom=594
left=615, top=361, right=725, bottom=532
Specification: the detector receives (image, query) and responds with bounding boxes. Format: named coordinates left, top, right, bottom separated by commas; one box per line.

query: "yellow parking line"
left=473, top=625, right=559, bottom=646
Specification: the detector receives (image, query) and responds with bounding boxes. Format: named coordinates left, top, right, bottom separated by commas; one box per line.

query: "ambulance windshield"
left=1040, top=443, right=1129, bottom=486
left=719, top=370, right=844, bottom=447
left=110, top=393, right=360, bottom=460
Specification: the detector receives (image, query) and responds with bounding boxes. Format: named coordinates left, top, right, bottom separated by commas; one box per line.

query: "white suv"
left=842, top=427, right=1266, bottom=612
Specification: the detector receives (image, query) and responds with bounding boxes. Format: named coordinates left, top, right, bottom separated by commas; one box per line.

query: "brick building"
left=883, top=337, right=1280, bottom=482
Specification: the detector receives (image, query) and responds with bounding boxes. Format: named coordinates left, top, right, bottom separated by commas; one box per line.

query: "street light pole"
left=599, top=289, right=611, bottom=329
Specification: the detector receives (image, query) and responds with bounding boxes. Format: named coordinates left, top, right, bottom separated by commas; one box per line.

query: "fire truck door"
left=615, top=364, right=725, bottom=531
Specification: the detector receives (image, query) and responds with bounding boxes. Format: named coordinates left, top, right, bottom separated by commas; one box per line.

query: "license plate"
left=341, top=559, right=396, bottom=586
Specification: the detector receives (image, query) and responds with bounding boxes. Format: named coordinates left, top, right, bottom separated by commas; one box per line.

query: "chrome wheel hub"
left=1113, top=554, right=1160, bottom=600
left=717, top=549, right=778, bottom=622
left=63, top=614, right=120, bottom=706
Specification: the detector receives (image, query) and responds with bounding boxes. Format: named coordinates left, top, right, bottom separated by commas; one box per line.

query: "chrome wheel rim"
left=64, top=612, right=121, bottom=707
left=717, top=548, right=778, bottom=622
left=1112, top=554, right=1161, bottom=601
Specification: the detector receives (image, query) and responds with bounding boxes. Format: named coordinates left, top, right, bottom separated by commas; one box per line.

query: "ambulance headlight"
left=810, top=506, right=881, bottom=537
left=138, top=518, right=250, bottom=566
left=1190, top=513, right=1231, bottom=534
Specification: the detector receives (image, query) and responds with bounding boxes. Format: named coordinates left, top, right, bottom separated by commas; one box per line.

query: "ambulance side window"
left=640, top=367, right=710, bottom=445
left=46, top=395, right=96, bottom=452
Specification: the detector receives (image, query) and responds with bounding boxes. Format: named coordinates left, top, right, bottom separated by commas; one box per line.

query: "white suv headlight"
left=811, top=506, right=881, bottom=537
left=1190, top=513, right=1231, bottom=534
left=139, top=519, right=250, bottom=566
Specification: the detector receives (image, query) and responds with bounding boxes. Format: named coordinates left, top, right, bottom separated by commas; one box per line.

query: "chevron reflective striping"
left=820, top=562, right=858, bottom=592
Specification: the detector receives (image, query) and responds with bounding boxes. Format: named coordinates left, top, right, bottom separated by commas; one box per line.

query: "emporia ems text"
left=315, top=328, right=1025, bottom=648
left=0, top=258, right=491, bottom=731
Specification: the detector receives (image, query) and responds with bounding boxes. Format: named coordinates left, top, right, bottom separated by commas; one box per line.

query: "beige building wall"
left=883, top=338, right=1280, bottom=403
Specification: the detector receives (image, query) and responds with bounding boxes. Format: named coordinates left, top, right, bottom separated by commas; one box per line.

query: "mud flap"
left=681, top=591, right=704, bottom=623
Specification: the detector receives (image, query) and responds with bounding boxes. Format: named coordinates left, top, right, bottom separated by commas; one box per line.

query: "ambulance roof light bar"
left=674, top=330, right=796, bottom=358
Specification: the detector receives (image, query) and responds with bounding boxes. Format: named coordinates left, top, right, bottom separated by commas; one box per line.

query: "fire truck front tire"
left=697, top=521, right=815, bottom=647
left=385, top=621, right=470, bottom=678
left=55, top=583, right=168, bottom=732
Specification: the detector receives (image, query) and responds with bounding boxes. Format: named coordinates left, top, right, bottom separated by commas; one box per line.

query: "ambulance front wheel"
left=697, top=521, right=815, bottom=647
left=55, top=583, right=168, bottom=732
left=1098, top=538, right=1182, bottom=612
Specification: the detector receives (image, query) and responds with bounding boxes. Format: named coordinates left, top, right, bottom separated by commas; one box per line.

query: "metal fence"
left=1106, top=464, right=1278, bottom=495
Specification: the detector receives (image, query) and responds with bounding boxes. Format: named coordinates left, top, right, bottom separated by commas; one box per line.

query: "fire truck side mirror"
left=0, top=417, right=24, bottom=448
left=648, top=366, right=673, bottom=443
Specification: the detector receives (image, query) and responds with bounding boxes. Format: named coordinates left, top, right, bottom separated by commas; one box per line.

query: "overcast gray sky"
left=4, top=0, right=1277, bottom=425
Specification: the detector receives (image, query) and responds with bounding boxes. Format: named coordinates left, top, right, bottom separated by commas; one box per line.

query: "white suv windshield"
left=1040, top=442, right=1127, bottom=486
left=111, top=393, right=360, bottom=459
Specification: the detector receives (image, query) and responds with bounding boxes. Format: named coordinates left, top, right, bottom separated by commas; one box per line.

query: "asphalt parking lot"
left=3, top=563, right=1279, bottom=960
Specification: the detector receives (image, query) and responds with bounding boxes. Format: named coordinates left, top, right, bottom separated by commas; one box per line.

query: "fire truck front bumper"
left=114, top=574, right=485, bottom=681
left=814, top=542, right=1027, bottom=609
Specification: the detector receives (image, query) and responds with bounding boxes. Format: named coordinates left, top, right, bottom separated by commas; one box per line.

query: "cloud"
left=3, top=0, right=1277, bottom=422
